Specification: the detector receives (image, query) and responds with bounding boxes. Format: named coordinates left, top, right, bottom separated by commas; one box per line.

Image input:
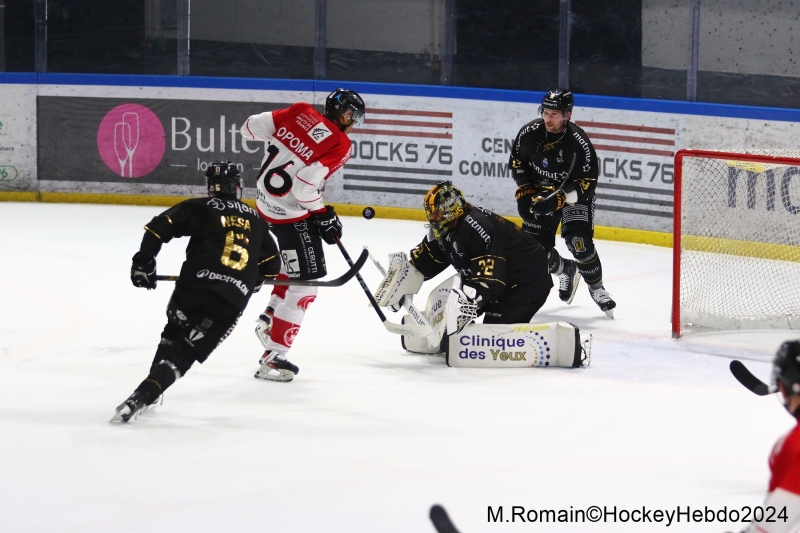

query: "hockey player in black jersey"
left=509, top=88, right=616, bottom=317
left=408, top=182, right=552, bottom=326
left=111, top=161, right=282, bottom=423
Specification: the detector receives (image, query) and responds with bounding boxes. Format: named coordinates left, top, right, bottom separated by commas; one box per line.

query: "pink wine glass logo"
left=98, top=104, right=165, bottom=178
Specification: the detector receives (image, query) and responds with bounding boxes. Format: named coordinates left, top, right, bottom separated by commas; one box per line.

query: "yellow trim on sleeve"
left=144, top=225, right=161, bottom=239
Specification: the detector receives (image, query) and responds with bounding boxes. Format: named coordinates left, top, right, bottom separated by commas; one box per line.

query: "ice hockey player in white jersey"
left=240, top=89, right=365, bottom=382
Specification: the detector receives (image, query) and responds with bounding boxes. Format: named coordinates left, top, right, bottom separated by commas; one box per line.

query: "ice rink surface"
left=0, top=202, right=797, bottom=533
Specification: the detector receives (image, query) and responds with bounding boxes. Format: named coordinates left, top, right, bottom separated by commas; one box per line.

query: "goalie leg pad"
left=446, top=322, right=590, bottom=368
left=445, top=288, right=478, bottom=336
left=400, top=274, right=460, bottom=354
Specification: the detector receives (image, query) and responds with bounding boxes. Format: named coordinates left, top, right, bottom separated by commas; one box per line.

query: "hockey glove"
left=530, top=190, right=566, bottom=216
left=311, top=205, right=343, bottom=245
left=131, top=251, right=157, bottom=290
left=515, top=185, right=536, bottom=219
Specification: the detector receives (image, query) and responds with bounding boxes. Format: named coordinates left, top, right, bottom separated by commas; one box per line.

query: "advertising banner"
left=28, top=81, right=800, bottom=235
left=38, top=97, right=284, bottom=189
left=326, top=94, right=682, bottom=232
left=36, top=92, right=683, bottom=232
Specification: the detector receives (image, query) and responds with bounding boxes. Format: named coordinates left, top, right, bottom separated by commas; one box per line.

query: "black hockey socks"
left=576, top=254, right=603, bottom=287
left=547, top=249, right=564, bottom=275
left=134, top=361, right=180, bottom=404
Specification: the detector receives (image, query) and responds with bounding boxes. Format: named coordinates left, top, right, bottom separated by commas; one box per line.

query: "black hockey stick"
left=430, top=505, right=461, bottom=533
left=334, top=238, right=430, bottom=336
left=730, top=360, right=776, bottom=396
left=154, top=248, right=368, bottom=287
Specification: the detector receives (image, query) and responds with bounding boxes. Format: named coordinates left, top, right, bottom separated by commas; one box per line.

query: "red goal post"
left=672, top=149, right=800, bottom=338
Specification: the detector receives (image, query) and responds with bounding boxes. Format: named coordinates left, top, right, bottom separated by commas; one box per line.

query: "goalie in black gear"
left=509, top=88, right=615, bottom=317
left=111, top=161, right=282, bottom=423
left=408, top=181, right=552, bottom=329
left=371, top=182, right=591, bottom=368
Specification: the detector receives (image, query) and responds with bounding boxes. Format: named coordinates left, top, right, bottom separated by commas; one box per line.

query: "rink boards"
left=2, top=73, right=800, bottom=242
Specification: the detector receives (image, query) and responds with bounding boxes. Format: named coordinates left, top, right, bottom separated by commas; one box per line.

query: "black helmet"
left=540, top=88, right=574, bottom=116
left=423, top=181, right=466, bottom=239
left=773, top=340, right=800, bottom=397
left=205, top=161, right=243, bottom=198
left=325, top=89, right=366, bottom=131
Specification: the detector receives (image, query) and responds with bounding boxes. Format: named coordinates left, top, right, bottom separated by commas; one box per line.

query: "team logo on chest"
left=542, top=158, right=549, bottom=168
left=308, top=122, right=333, bottom=144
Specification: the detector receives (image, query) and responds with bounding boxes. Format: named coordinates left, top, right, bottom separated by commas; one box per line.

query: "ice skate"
left=109, top=389, right=150, bottom=423
left=254, top=351, right=299, bottom=382
left=255, top=307, right=274, bottom=348
left=558, top=260, right=580, bottom=304
left=589, top=285, right=616, bottom=318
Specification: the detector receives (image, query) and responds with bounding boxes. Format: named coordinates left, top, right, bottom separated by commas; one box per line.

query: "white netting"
left=679, top=150, right=800, bottom=332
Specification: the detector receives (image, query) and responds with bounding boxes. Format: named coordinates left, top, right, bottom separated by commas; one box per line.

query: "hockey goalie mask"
left=424, top=181, right=465, bottom=239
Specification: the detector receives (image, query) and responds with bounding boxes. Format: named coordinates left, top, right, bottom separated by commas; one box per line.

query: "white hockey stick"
left=364, top=247, right=433, bottom=337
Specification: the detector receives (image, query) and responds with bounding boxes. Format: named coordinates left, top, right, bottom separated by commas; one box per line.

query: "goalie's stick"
left=430, top=505, right=461, bottom=533
left=154, top=248, right=368, bottom=287
left=364, top=247, right=434, bottom=335
left=333, top=237, right=431, bottom=337
left=729, top=360, right=776, bottom=396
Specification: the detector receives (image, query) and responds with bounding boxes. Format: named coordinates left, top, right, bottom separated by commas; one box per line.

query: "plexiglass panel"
left=641, top=0, right=690, bottom=101
left=326, top=0, right=443, bottom=85
left=47, top=0, right=176, bottom=74
left=569, top=0, right=644, bottom=98
left=2, top=0, right=35, bottom=72
left=453, top=0, right=559, bottom=91
left=191, top=0, right=315, bottom=79
left=697, top=0, right=800, bottom=108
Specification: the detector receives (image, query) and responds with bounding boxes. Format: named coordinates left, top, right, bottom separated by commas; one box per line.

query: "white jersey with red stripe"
left=241, top=102, right=352, bottom=224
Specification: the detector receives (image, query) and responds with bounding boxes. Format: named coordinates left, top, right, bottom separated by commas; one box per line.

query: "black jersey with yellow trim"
left=410, top=205, right=551, bottom=305
left=508, top=119, right=599, bottom=203
left=139, top=196, right=281, bottom=310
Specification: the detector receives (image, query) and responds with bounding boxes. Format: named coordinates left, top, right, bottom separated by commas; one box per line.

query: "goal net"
left=672, top=149, right=800, bottom=337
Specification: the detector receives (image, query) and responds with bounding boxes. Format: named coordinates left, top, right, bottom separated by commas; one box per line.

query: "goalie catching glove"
left=373, top=252, right=424, bottom=312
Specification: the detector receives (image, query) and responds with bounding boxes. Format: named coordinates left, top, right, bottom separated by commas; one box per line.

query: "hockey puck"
left=362, top=207, right=376, bottom=220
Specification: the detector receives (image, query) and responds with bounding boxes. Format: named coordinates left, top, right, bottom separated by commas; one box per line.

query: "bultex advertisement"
left=37, top=96, right=283, bottom=187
